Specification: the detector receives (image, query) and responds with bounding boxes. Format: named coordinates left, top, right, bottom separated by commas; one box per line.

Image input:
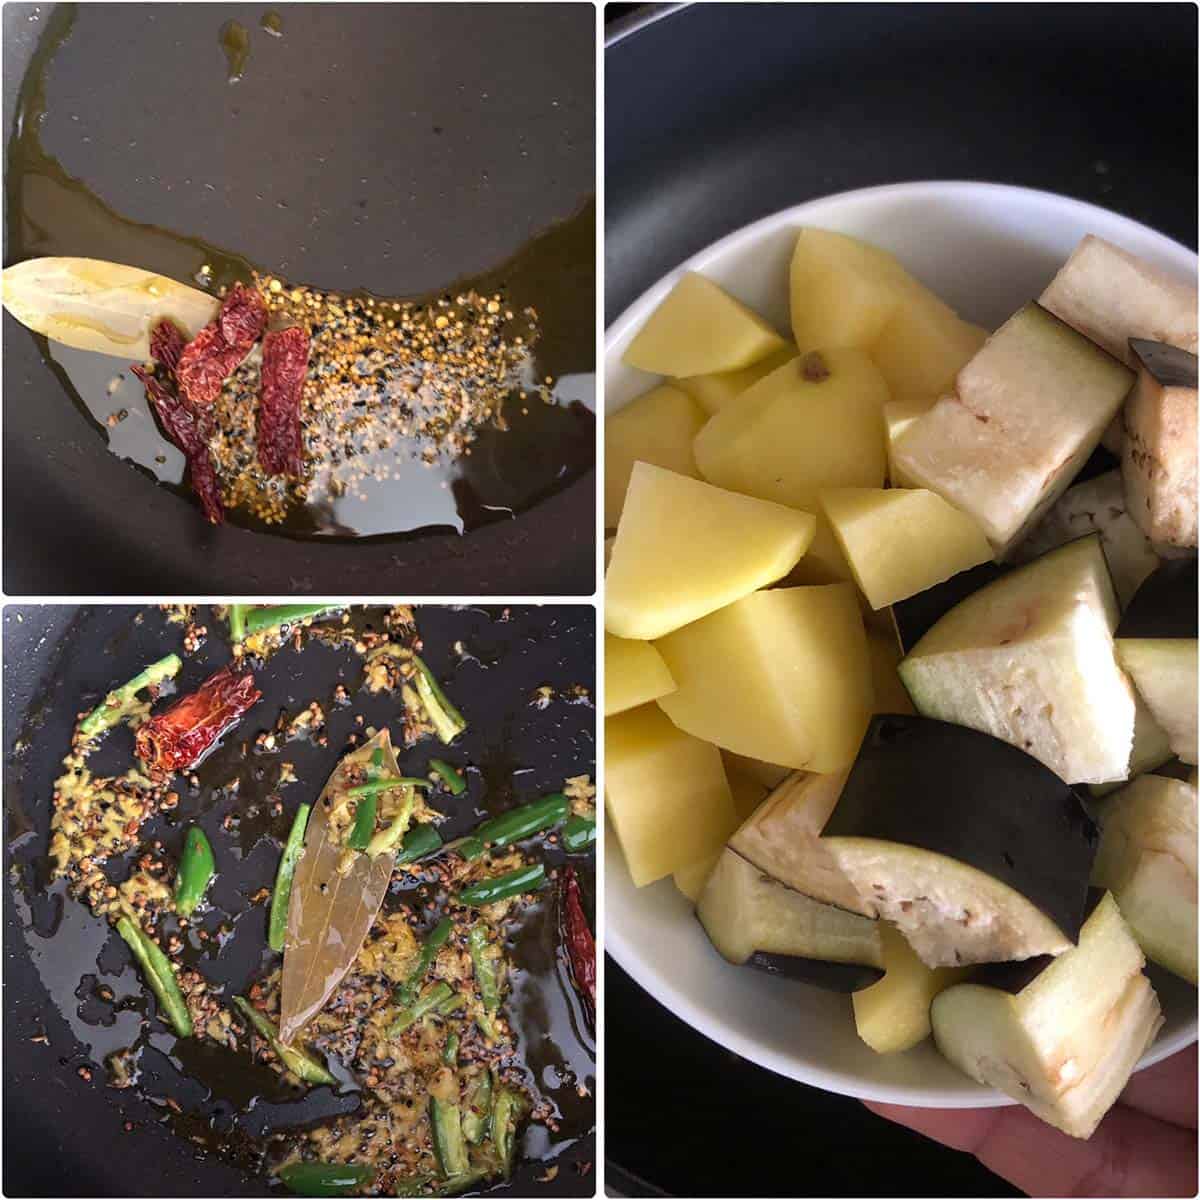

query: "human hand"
left=864, top=1045, right=1198, bottom=1197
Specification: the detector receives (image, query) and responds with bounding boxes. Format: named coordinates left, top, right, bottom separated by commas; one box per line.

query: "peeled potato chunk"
left=604, top=634, right=676, bottom=717
left=694, top=348, right=890, bottom=511
left=789, top=228, right=918, bottom=349
left=606, top=463, right=815, bottom=641
left=869, top=303, right=987, bottom=407
left=606, top=703, right=736, bottom=888
left=622, top=272, right=787, bottom=377
left=820, top=487, right=993, bottom=610
left=656, top=585, right=872, bottom=772
left=604, top=384, right=706, bottom=527
left=676, top=348, right=796, bottom=415
left=867, top=632, right=915, bottom=715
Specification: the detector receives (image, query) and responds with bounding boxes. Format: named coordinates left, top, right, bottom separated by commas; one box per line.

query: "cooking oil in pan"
left=6, top=6, right=595, bottom=540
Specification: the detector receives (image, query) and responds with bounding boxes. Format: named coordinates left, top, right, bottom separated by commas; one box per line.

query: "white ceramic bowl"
left=604, top=181, right=1199, bottom=1106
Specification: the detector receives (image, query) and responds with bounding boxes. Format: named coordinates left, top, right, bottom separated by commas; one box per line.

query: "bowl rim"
left=603, top=179, right=1199, bottom=1106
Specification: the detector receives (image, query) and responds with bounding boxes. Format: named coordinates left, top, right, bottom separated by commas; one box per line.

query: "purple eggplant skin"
left=747, top=952, right=884, bottom=993
left=1130, top=339, right=1199, bottom=390
left=1116, top=559, right=1198, bottom=640
left=822, top=715, right=1100, bottom=947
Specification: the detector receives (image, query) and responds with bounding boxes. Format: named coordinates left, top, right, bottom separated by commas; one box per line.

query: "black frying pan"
left=604, top=4, right=1197, bottom=1195
left=3, top=4, right=596, bottom=596
left=3, top=604, right=596, bottom=1196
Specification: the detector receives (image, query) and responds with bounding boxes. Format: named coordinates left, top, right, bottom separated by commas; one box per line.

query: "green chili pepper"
left=277, top=1162, right=376, bottom=1197
left=78, top=654, right=182, bottom=741
left=561, top=814, right=596, bottom=853
left=395, top=823, right=443, bottom=865
left=389, top=982, right=454, bottom=1036
left=411, top=655, right=467, bottom=743
left=228, top=604, right=247, bottom=643
left=232, top=996, right=336, bottom=1086
left=453, top=793, right=569, bottom=860
left=462, top=1072, right=493, bottom=1144
left=429, top=1096, right=471, bottom=1178
left=442, top=1031, right=460, bottom=1066
left=174, top=825, right=215, bottom=917
left=115, top=915, right=193, bottom=1038
left=397, top=916, right=453, bottom=1006
left=490, top=1085, right=528, bottom=1179
left=346, top=777, right=431, bottom=796
left=365, top=788, right=417, bottom=858
left=476, top=1011, right=497, bottom=1041
left=429, top=759, right=467, bottom=795
left=243, top=604, right=345, bottom=637
left=467, top=926, right=501, bottom=1011
left=269, top=803, right=311, bottom=952
left=456, top=863, right=546, bottom=908
left=345, top=794, right=377, bottom=852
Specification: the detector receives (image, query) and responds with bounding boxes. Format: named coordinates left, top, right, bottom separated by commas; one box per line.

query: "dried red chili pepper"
left=559, top=866, right=595, bottom=1018
left=135, top=663, right=262, bottom=772
left=175, top=283, right=266, bottom=406
left=257, top=325, right=309, bottom=476
left=132, top=356, right=224, bottom=525
left=150, top=320, right=186, bottom=373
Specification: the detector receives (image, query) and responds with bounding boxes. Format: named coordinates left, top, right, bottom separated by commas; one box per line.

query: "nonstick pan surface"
left=3, top=604, right=596, bottom=1196
left=604, top=4, right=1197, bottom=1195
left=3, top=3, right=596, bottom=596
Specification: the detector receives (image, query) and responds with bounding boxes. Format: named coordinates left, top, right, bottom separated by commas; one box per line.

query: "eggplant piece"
left=1013, top=469, right=1160, bottom=609
left=1121, top=339, right=1198, bottom=548
left=696, top=848, right=883, bottom=994
left=891, top=561, right=1009, bottom=653
left=1115, top=639, right=1198, bottom=765
left=852, top=923, right=968, bottom=1054
left=898, top=535, right=1137, bottom=785
left=728, top=771, right=868, bottom=916
left=1117, top=558, right=1198, bottom=639
left=1092, top=775, right=1198, bottom=983
left=931, top=892, right=1163, bottom=1139
left=820, top=715, right=1098, bottom=968
left=1089, top=692, right=1173, bottom=799
left=889, top=304, right=1134, bottom=556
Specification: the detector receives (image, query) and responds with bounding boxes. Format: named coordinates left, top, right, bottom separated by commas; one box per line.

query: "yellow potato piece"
left=675, top=348, right=797, bottom=415
left=673, top=853, right=720, bottom=902
left=656, top=585, right=872, bottom=772
left=869, top=304, right=988, bottom=407
left=693, top=348, right=890, bottom=511
left=623, top=272, right=787, bottom=377
left=853, top=924, right=966, bottom=1054
left=606, top=463, right=815, bottom=640
left=883, top=398, right=935, bottom=488
left=606, top=703, right=736, bottom=888
left=867, top=631, right=915, bottom=716
left=721, top=751, right=792, bottom=793
left=777, top=514, right=855, bottom=585
left=789, top=228, right=916, bottom=350
left=821, top=487, right=993, bottom=610
left=605, top=634, right=676, bottom=717
left=604, top=384, right=706, bottom=528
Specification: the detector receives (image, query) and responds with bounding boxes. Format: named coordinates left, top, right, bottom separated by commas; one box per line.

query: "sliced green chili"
left=243, top=604, right=344, bottom=637
left=389, top=982, right=454, bottom=1036
left=467, top=926, right=502, bottom=1011
left=411, top=655, right=467, bottom=743
left=228, top=604, right=247, bottom=643
left=453, top=793, right=569, bottom=860
left=442, top=1032, right=460, bottom=1066
left=436, top=991, right=467, bottom=1016
left=78, top=654, right=182, bottom=741
left=430, top=1096, right=471, bottom=1179
left=456, top=863, right=546, bottom=908
left=174, top=825, right=215, bottom=917
left=232, top=996, right=336, bottom=1086
left=365, top=788, right=416, bottom=857
left=462, top=1071, right=493, bottom=1144
left=429, top=759, right=467, bottom=795
left=116, top=915, right=193, bottom=1038
left=397, top=916, right=453, bottom=1006
left=491, top=1085, right=529, bottom=1179
left=278, top=1162, right=376, bottom=1197
left=269, top=803, right=311, bottom=952
left=562, top=814, right=596, bottom=853
left=395, top=823, right=443, bottom=865
left=346, top=777, right=431, bottom=796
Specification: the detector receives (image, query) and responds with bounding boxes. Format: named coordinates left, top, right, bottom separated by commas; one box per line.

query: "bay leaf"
left=279, top=728, right=401, bottom=1046
left=1, top=256, right=219, bottom=360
